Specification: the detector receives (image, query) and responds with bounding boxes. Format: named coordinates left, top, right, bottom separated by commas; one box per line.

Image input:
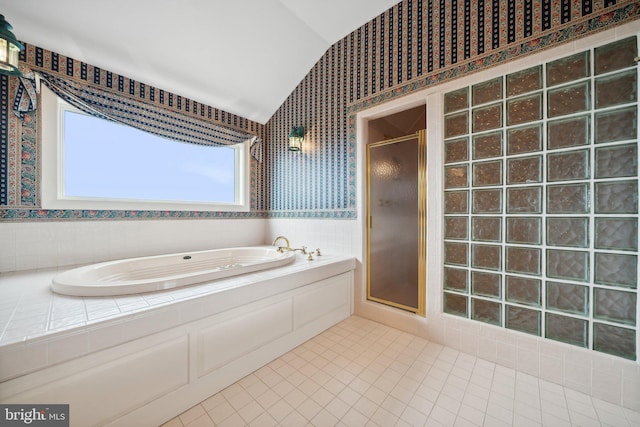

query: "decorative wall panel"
left=442, top=36, right=639, bottom=360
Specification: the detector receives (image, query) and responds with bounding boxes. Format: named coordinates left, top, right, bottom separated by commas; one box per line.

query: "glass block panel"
left=547, top=184, right=589, bottom=214
left=471, top=271, right=501, bottom=298
left=507, top=186, right=541, bottom=214
left=546, top=281, right=589, bottom=315
left=473, top=78, right=503, bottom=105
left=471, top=216, right=502, bottom=242
left=595, top=70, right=637, bottom=109
left=546, top=51, right=590, bottom=87
left=595, top=106, right=637, bottom=144
left=595, top=181, right=638, bottom=214
left=444, top=267, right=468, bottom=292
left=473, top=132, right=503, bottom=159
left=445, top=138, right=469, bottom=163
left=506, top=275, right=541, bottom=306
left=595, top=36, right=637, bottom=75
left=473, top=160, right=502, bottom=187
left=444, top=292, right=468, bottom=317
left=595, top=253, right=637, bottom=289
left=445, top=242, right=468, bottom=266
left=473, top=103, right=502, bottom=132
left=506, top=305, right=541, bottom=336
left=471, top=244, right=501, bottom=271
left=445, top=191, right=469, bottom=214
left=595, top=218, right=638, bottom=251
left=507, top=217, right=541, bottom=244
left=507, top=156, right=541, bottom=184
left=445, top=111, right=469, bottom=138
left=472, top=189, right=502, bottom=213
left=547, top=150, right=589, bottom=182
left=595, top=144, right=638, bottom=179
left=594, top=288, right=637, bottom=326
left=445, top=216, right=468, bottom=240
left=507, top=124, right=542, bottom=155
left=547, top=115, right=589, bottom=150
left=445, top=165, right=468, bottom=189
left=472, top=217, right=501, bottom=242
left=444, top=87, right=469, bottom=113
left=547, top=249, right=589, bottom=282
left=547, top=217, right=588, bottom=248
left=506, top=246, right=541, bottom=275
left=548, top=82, right=590, bottom=118
left=545, top=312, right=588, bottom=348
left=593, top=323, right=636, bottom=360
left=471, top=298, right=501, bottom=326
left=507, top=66, right=542, bottom=97
left=507, top=93, right=542, bottom=126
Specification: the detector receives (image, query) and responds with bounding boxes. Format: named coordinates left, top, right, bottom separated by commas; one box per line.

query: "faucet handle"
left=307, top=252, right=314, bottom=261
left=300, top=246, right=307, bottom=254
left=315, top=248, right=322, bottom=256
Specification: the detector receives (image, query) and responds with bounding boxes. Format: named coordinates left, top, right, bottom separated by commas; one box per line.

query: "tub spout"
left=272, top=236, right=291, bottom=252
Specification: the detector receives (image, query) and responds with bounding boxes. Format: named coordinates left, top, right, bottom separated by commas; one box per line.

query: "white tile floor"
left=161, top=316, right=640, bottom=427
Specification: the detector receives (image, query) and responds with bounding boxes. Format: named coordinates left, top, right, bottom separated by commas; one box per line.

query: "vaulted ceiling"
left=1, top=0, right=399, bottom=123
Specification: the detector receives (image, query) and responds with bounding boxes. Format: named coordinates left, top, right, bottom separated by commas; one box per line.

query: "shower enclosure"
left=366, top=130, right=427, bottom=316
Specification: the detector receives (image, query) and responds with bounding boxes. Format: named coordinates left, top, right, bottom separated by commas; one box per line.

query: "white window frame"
left=41, top=84, right=250, bottom=212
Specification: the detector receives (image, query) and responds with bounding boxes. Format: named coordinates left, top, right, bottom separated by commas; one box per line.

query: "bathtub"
left=51, top=246, right=296, bottom=297
left=1, top=252, right=356, bottom=426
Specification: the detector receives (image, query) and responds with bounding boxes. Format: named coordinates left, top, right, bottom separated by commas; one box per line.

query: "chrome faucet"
left=272, top=235, right=291, bottom=252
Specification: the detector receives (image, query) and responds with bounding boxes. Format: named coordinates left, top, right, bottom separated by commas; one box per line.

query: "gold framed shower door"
left=366, top=130, right=426, bottom=316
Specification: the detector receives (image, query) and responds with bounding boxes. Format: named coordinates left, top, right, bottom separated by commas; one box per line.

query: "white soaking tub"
left=51, top=246, right=296, bottom=296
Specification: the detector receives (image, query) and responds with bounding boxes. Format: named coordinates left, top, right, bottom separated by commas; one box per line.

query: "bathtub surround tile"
left=1, top=219, right=267, bottom=273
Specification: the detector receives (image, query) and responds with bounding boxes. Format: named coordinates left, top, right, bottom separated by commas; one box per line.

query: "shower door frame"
left=366, top=130, right=427, bottom=316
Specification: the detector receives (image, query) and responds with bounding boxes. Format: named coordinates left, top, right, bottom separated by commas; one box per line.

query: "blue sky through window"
left=63, top=111, right=236, bottom=203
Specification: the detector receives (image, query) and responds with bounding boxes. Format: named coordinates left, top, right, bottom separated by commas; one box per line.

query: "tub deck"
left=0, top=252, right=355, bottom=383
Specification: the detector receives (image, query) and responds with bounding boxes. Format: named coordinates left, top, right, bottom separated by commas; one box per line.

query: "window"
left=41, top=85, right=250, bottom=212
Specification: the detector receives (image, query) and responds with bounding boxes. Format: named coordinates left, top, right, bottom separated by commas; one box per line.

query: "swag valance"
left=13, top=71, right=263, bottom=162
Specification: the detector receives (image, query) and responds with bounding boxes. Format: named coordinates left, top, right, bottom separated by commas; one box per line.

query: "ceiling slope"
left=0, top=0, right=398, bottom=123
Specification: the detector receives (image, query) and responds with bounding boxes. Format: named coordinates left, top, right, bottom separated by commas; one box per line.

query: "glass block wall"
left=442, top=36, right=638, bottom=360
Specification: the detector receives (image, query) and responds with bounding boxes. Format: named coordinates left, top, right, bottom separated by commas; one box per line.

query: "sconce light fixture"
left=288, top=126, right=305, bottom=152
left=0, top=15, right=24, bottom=76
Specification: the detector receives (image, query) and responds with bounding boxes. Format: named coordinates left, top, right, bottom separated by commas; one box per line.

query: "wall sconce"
left=288, top=126, right=305, bottom=152
left=0, top=15, right=24, bottom=76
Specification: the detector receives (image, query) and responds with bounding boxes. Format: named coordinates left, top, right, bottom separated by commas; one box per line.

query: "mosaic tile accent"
left=442, top=33, right=639, bottom=360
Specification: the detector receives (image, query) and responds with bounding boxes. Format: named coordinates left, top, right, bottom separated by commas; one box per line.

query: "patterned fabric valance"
left=14, top=71, right=263, bottom=161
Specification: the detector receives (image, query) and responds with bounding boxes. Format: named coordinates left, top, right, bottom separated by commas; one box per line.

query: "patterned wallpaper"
left=0, top=1, right=638, bottom=221
left=265, top=0, right=640, bottom=217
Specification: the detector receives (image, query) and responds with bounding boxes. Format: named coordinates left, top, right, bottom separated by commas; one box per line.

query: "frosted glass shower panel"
left=367, top=134, right=424, bottom=313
